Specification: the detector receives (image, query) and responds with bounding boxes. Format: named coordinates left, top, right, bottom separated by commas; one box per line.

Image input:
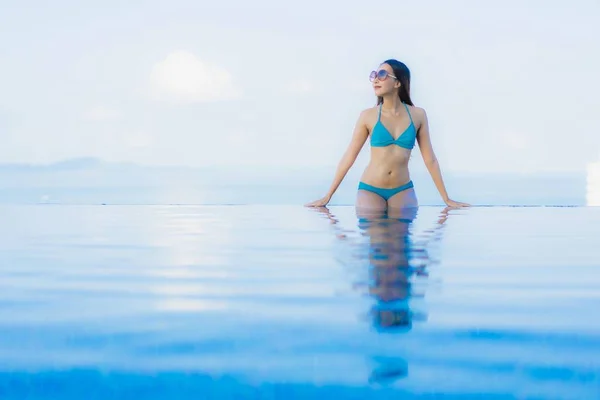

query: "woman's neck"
left=380, top=95, right=403, bottom=114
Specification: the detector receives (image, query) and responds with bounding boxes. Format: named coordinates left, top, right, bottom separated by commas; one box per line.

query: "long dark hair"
left=376, top=59, right=414, bottom=106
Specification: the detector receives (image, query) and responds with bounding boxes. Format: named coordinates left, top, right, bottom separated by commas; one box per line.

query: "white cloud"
left=149, top=50, right=241, bottom=103
left=83, top=106, right=120, bottom=121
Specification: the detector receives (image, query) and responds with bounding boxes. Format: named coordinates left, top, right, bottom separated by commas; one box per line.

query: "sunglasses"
left=369, top=69, right=397, bottom=82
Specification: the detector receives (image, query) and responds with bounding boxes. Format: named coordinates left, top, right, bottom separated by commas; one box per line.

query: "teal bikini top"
left=370, top=103, right=416, bottom=149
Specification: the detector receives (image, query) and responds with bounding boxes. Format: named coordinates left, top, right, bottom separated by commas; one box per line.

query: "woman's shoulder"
left=357, top=106, right=379, bottom=121
left=407, top=104, right=426, bottom=116
left=407, top=104, right=428, bottom=124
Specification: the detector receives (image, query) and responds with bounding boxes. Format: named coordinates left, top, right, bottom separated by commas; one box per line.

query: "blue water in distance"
left=1, top=204, right=599, bottom=399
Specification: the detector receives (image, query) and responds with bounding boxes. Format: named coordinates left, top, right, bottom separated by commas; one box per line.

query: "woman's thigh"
left=356, top=189, right=387, bottom=219
left=386, top=188, right=418, bottom=220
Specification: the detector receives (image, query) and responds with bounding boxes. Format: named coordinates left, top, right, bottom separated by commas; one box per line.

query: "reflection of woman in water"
left=361, top=208, right=422, bottom=331
left=314, top=206, right=450, bottom=332
left=314, top=205, right=451, bottom=384
left=305, top=59, right=468, bottom=211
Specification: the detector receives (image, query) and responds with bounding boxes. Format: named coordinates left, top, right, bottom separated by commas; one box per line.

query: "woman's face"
left=371, top=63, right=398, bottom=97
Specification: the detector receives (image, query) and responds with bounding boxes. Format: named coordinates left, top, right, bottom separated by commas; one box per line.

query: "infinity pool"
left=1, top=205, right=599, bottom=399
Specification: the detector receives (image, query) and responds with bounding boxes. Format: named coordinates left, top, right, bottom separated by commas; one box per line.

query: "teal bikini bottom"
left=358, top=180, right=414, bottom=201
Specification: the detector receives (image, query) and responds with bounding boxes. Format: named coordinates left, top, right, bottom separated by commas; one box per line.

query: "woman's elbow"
left=423, top=157, right=438, bottom=166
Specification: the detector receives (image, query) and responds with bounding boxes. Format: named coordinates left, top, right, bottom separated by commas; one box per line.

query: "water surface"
left=0, top=205, right=599, bottom=399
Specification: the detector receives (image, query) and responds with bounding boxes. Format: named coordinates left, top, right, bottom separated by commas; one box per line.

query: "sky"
left=1, top=0, right=600, bottom=174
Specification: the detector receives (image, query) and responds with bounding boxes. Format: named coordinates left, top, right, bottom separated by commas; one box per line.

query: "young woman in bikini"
left=305, top=59, right=469, bottom=212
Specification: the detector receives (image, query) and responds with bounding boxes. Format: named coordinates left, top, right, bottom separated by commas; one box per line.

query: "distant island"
left=0, top=157, right=133, bottom=171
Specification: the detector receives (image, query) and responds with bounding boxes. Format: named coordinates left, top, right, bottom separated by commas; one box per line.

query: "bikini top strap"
left=404, top=103, right=414, bottom=126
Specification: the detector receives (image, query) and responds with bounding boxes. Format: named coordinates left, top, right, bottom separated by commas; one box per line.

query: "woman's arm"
left=416, top=108, right=470, bottom=208
left=305, top=110, right=370, bottom=207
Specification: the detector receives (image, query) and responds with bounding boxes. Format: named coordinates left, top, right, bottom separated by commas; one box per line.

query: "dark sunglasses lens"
left=369, top=71, right=377, bottom=81
left=377, top=70, right=388, bottom=80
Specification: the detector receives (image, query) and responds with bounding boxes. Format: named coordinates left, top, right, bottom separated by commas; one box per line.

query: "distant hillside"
left=0, top=157, right=131, bottom=171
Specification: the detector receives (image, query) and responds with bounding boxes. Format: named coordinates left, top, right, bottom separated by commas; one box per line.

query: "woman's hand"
left=304, top=196, right=331, bottom=208
left=444, top=198, right=471, bottom=208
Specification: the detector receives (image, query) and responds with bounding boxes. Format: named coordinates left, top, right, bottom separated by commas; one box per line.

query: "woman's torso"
left=360, top=103, right=419, bottom=188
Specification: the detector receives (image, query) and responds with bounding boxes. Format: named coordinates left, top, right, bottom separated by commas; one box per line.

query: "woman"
left=305, top=59, right=469, bottom=210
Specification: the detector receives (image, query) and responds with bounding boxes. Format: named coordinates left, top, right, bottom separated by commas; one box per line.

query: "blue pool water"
left=1, top=205, right=599, bottom=399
